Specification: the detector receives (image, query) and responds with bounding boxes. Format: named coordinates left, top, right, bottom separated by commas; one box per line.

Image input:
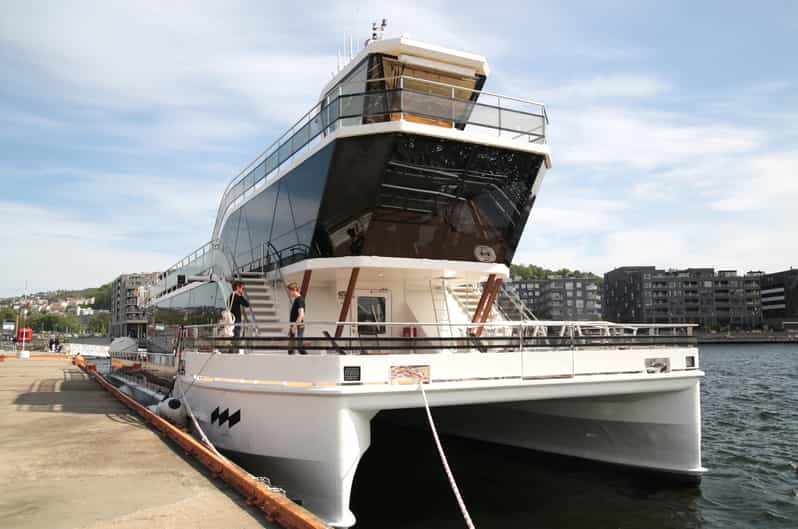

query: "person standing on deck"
left=228, top=281, right=250, bottom=351
left=287, top=282, right=306, bottom=354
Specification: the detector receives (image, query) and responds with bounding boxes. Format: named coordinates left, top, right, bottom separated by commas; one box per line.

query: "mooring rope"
left=174, top=354, right=285, bottom=494
left=418, top=379, right=476, bottom=529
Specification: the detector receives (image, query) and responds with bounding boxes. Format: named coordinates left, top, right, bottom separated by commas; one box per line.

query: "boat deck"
left=0, top=356, right=279, bottom=529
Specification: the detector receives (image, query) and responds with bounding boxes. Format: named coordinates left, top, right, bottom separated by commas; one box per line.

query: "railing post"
left=451, top=86, right=455, bottom=127
left=569, top=324, right=575, bottom=350
left=497, top=96, right=502, bottom=137
left=541, top=108, right=547, bottom=143
left=400, top=76, right=404, bottom=121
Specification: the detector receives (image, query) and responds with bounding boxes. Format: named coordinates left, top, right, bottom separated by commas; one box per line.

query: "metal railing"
left=159, top=240, right=216, bottom=282
left=152, top=239, right=259, bottom=329
left=496, top=282, right=538, bottom=321
left=178, top=320, right=697, bottom=355
left=212, top=75, right=549, bottom=238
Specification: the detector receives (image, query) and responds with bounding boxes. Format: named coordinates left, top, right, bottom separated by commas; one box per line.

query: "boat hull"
left=174, top=352, right=703, bottom=527
left=380, top=381, right=705, bottom=481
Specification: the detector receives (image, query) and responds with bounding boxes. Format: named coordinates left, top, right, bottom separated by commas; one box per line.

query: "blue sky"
left=1, top=1, right=796, bottom=297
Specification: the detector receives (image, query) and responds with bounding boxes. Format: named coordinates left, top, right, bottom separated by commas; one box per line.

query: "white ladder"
left=430, top=278, right=454, bottom=338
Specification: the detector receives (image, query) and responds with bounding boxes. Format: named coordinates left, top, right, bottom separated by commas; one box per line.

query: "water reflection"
left=351, top=416, right=703, bottom=529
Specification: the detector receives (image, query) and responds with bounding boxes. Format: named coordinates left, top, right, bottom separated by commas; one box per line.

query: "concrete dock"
left=0, top=357, right=278, bottom=529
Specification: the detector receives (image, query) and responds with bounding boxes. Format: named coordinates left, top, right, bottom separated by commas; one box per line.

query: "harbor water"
left=351, top=344, right=798, bottom=528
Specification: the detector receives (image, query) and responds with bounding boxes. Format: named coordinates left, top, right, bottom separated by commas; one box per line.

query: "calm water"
left=350, top=344, right=798, bottom=528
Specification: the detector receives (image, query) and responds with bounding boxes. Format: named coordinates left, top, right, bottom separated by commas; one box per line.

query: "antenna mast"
left=367, top=18, right=388, bottom=45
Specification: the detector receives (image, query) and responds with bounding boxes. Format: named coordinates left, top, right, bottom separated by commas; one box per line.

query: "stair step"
left=246, top=292, right=272, bottom=298
left=256, top=324, right=282, bottom=329
left=237, top=271, right=264, bottom=278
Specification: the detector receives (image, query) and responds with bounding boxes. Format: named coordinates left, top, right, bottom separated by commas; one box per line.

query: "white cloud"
left=552, top=107, right=764, bottom=170
left=518, top=213, right=798, bottom=277
left=0, top=201, right=179, bottom=297
left=530, top=196, right=626, bottom=234
left=552, top=74, right=670, bottom=101
left=708, top=152, right=798, bottom=212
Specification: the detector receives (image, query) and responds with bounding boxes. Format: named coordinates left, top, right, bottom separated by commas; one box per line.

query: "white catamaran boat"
left=110, top=31, right=705, bottom=528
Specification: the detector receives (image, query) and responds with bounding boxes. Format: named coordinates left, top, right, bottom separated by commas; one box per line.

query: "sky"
left=1, top=0, right=796, bottom=297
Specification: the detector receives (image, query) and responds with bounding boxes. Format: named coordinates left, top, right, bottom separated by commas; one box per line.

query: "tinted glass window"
left=284, top=156, right=328, bottom=229
left=357, top=296, right=386, bottom=335
left=243, top=185, right=277, bottom=252
left=271, top=181, right=296, bottom=240
left=312, top=133, right=544, bottom=265
left=220, top=210, right=240, bottom=257
left=236, top=207, right=254, bottom=266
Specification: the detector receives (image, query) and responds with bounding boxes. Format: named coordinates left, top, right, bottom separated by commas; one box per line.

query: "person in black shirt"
left=228, top=281, right=250, bottom=351
left=287, top=282, right=306, bottom=354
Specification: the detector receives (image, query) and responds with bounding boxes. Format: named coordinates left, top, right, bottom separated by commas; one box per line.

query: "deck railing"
left=211, top=75, right=549, bottom=238
left=178, top=320, right=697, bottom=356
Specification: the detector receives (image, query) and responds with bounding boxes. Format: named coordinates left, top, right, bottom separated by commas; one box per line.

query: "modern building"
left=603, top=267, right=762, bottom=329
left=760, top=268, right=798, bottom=329
left=111, top=273, right=158, bottom=339
left=509, top=277, right=602, bottom=320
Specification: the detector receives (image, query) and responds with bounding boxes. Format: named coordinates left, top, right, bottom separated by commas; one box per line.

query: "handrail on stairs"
left=215, top=240, right=260, bottom=332
left=497, top=282, right=537, bottom=322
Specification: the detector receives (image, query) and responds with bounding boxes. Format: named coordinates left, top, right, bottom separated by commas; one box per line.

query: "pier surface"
left=0, top=357, right=277, bottom=529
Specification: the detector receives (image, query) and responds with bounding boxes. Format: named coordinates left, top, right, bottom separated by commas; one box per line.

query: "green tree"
left=0, top=307, right=19, bottom=321
left=509, top=264, right=548, bottom=280
left=92, top=283, right=113, bottom=310
left=510, top=263, right=602, bottom=281
left=26, top=312, right=83, bottom=334
left=87, top=312, right=111, bottom=335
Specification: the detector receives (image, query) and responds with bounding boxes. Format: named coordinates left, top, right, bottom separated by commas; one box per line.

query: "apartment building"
left=603, top=267, right=762, bottom=329
left=110, top=272, right=159, bottom=339
left=509, top=277, right=602, bottom=320
left=760, top=268, right=798, bottom=329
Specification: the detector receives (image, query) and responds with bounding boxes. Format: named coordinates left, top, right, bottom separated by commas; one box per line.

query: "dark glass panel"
left=236, top=206, right=254, bottom=266
left=295, top=221, right=316, bottom=248
left=357, top=296, right=386, bottom=335
left=242, top=184, right=277, bottom=260
left=150, top=282, right=224, bottom=327
left=220, top=209, right=240, bottom=257
left=283, top=150, right=329, bottom=228
left=313, top=133, right=544, bottom=265
left=219, top=143, right=335, bottom=268
left=271, top=181, right=297, bottom=241
left=312, top=134, right=395, bottom=258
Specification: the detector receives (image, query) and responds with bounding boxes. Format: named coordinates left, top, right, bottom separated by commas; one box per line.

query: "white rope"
left=181, top=387, right=224, bottom=458
left=173, top=357, right=286, bottom=494
left=418, top=380, right=476, bottom=529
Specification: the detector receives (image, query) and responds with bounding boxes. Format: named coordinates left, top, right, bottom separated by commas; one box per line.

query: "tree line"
left=509, top=264, right=602, bottom=281
left=0, top=307, right=111, bottom=335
